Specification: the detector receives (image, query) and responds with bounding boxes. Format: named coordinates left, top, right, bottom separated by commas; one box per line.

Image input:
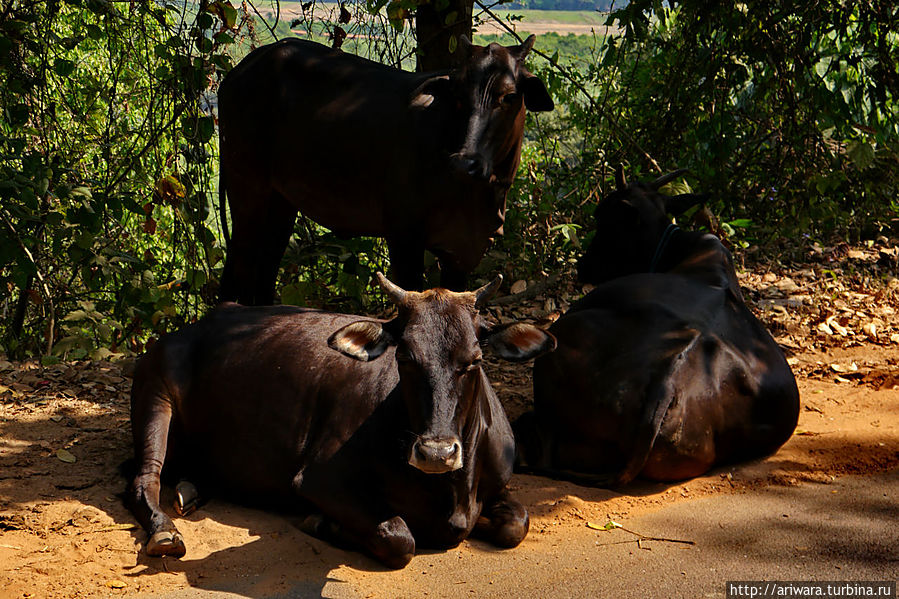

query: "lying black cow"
left=217, top=36, right=553, bottom=304
left=127, top=274, right=556, bottom=568
left=517, top=168, right=799, bottom=484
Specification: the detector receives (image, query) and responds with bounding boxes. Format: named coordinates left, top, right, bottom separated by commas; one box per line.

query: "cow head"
left=412, top=35, right=553, bottom=183
left=328, top=273, right=556, bottom=474
left=577, top=166, right=707, bottom=284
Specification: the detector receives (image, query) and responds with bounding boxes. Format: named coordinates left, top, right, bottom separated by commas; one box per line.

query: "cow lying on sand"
left=128, top=274, right=555, bottom=568
left=517, top=168, right=799, bottom=485
left=217, top=35, right=553, bottom=303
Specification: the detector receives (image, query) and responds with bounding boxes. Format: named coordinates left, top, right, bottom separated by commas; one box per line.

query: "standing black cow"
left=217, top=36, right=553, bottom=304
left=517, top=167, right=799, bottom=485
left=127, top=274, right=556, bottom=568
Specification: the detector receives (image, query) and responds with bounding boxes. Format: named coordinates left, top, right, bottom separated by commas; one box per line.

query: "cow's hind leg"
left=387, top=236, right=425, bottom=291
left=473, top=489, right=529, bottom=549
left=252, top=192, right=297, bottom=305
left=434, top=254, right=468, bottom=292
left=128, top=388, right=185, bottom=557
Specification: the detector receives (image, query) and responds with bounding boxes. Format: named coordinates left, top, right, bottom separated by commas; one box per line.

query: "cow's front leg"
left=300, top=510, right=416, bottom=569
left=472, top=489, right=529, bottom=549
left=128, top=392, right=186, bottom=557
left=296, top=475, right=416, bottom=569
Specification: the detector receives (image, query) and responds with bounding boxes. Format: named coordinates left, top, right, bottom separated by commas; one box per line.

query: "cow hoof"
left=174, top=481, right=199, bottom=517
left=147, top=530, right=186, bottom=557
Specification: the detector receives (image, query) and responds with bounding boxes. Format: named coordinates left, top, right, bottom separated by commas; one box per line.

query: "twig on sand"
left=588, top=520, right=695, bottom=547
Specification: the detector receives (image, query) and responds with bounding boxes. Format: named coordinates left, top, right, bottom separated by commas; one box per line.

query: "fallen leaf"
left=817, top=322, right=834, bottom=335
left=510, top=280, right=527, bottom=294
left=50, top=415, right=64, bottom=422
left=587, top=520, right=622, bottom=531
left=56, top=448, right=77, bottom=463
left=106, top=579, right=127, bottom=589
left=862, top=323, right=877, bottom=339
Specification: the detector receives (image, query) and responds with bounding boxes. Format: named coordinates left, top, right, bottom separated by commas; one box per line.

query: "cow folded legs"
left=473, top=489, right=529, bottom=549
left=300, top=508, right=416, bottom=569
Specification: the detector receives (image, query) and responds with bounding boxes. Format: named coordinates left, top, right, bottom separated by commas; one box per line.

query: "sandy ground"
left=1, top=336, right=897, bottom=598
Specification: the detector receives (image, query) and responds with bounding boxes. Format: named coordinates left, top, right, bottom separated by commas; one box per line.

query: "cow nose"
left=409, top=437, right=463, bottom=473
left=450, top=153, right=489, bottom=180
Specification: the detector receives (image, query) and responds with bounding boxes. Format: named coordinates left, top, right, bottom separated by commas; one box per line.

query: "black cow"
left=517, top=167, right=799, bottom=484
left=127, top=274, right=556, bottom=568
left=217, top=36, right=553, bottom=304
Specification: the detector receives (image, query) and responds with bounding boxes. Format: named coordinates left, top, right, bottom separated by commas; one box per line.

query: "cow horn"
left=474, top=274, right=503, bottom=309
left=615, top=164, right=628, bottom=191
left=650, top=168, right=689, bottom=191
left=376, top=272, right=407, bottom=306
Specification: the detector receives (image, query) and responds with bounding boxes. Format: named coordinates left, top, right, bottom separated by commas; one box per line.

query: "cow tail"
left=218, top=160, right=230, bottom=248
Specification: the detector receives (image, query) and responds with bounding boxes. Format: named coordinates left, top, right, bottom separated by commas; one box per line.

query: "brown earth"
left=1, top=241, right=898, bottom=598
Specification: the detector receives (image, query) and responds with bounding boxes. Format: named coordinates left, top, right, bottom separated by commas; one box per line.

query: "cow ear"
left=511, top=34, right=536, bottom=61
left=409, top=75, right=452, bottom=110
left=328, top=320, right=394, bottom=361
left=485, top=323, right=556, bottom=362
left=520, top=73, right=553, bottom=112
left=665, top=193, right=708, bottom=217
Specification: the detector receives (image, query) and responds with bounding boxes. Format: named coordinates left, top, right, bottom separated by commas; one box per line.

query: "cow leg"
left=437, top=260, right=468, bottom=292
left=301, top=511, right=416, bottom=569
left=641, top=410, right=716, bottom=481
left=220, top=181, right=296, bottom=305
left=251, top=192, right=297, bottom=305
left=220, top=206, right=264, bottom=305
left=472, top=489, right=529, bottom=549
left=127, top=390, right=185, bottom=557
left=387, top=236, right=424, bottom=291
left=297, top=476, right=415, bottom=568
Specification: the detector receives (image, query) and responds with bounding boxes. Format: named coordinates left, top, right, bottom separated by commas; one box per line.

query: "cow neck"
left=458, top=372, right=489, bottom=482
left=648, top=223, right=680, bottom=273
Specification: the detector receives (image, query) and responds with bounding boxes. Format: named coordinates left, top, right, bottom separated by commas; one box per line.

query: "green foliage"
left=2, top=2, right=897, bottom=357
left=0, top=0, right=241, bottom=358
left=485, top=2, right=899, bottom=281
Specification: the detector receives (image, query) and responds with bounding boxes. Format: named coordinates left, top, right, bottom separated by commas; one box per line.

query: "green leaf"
left=197, top=116, right=214, bottom=143
left=197, top=13, right=214, bottom=30
left=56, top=448, right=77, bottom=463
left=847, top=140, right=875, bottom=170
left=206, top=0, right=238, bottom=29
left=86, top=23, right=103, bottom=40
left=54, top=58, right=75, bottom=77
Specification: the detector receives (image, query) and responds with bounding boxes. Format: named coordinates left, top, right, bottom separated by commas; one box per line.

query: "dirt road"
left=2, top=253, right=898, bottom=598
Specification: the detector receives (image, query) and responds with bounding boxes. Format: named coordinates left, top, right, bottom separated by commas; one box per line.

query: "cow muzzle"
left=450, top=152, right=491, bottom=181
left=409, top=437, right=463, bottom=473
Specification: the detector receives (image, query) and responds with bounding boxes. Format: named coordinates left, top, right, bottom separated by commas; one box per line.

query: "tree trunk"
left=415, top=0, right=473, bottom=72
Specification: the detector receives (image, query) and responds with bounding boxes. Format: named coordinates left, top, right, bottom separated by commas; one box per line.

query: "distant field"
left=269, top=3, right=610, bottom=37
left=476, top=9, right=611, bottom=36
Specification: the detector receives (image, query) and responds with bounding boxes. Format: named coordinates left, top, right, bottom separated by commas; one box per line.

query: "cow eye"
left=459, top=356, right=482, bottom=375
left=501, top=93, right=520, bottom=106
